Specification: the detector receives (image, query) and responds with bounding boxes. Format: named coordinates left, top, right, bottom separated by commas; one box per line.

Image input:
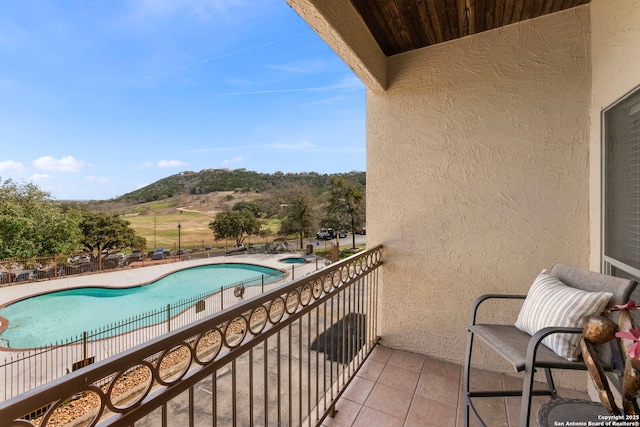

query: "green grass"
left=126, top=211, right=286, bottom=250
left=126, top=211, right=218, bottom=249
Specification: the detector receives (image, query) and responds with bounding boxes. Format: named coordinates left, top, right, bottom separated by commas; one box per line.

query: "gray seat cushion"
left=549, top=263, right=636, bottom=307
left=469, top=324, right=588, bottom=372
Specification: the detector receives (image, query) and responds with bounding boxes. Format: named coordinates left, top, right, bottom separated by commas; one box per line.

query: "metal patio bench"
left=463, top=263, right=637, bottom=426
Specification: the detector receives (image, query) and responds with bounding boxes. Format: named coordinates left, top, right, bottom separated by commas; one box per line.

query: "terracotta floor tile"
left=405, top=395, right=457, bottom=427
left=377, top=363, right=420, bottom=393
left=501, top=373, right=589, bottom=426
left=322, top=398, right=363, bottom=427
left=326, top=346, right=593, bottom=427
left=467, top=397, right=509, bottom=427
left=422, top=357, right=462, bottom=381
left=387, top=349, right=426, bottom=373
left=357, top=359, right=385, bottom=382
left=415, top=366, right=460, bottom=405
left=352, top=406, right=404, bottom=427
left=364, top=382, right=414, bottom=421
left=368, top=345, right=394, bottom=363
left=468, top=366, right=503, bottom=390
left=342, top=375, right=376, bottom=404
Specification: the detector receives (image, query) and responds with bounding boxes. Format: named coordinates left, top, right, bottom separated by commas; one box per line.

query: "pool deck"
left=0, top=252, right=323, bottom=307
left=0, top=252, right=326, bottom=401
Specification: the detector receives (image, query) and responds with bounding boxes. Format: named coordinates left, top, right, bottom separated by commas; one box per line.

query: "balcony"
left=322, top=345, right=588, bottom=427
left=0, top=246, right=596, bottom=427
left=0, top=247, right=384, bottom=426
left=1, top=0, right=636, bottom=424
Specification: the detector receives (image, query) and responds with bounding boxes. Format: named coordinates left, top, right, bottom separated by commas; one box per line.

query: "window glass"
left=604, top=88, right=640, bottom=273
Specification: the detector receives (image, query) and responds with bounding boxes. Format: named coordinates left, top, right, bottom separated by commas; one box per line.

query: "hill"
left=87, top=169, right=366, bottom=215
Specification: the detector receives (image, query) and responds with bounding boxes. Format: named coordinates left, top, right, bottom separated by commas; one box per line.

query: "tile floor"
left=321, top=345, right=591, bottom=427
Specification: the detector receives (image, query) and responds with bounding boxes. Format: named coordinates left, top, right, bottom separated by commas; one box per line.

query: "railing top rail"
left=0, top=245, right=382, bottom=424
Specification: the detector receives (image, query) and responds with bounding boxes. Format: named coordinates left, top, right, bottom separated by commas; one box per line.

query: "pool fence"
left=0, top=264, right=315, bottom=402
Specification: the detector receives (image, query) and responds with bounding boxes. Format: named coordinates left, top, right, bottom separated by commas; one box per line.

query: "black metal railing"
left=0, top=270, right=286, bottom=401
left=0, top=246, right=382, bottom=427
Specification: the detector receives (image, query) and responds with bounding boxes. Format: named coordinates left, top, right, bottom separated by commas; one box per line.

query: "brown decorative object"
left=582, top=315, right=617, bottom=345
left=623, top=358, right=640, bottom=415
left=581, top=310, right=640, bottom=416
left=580, top=338, right=620, bottom=415
left=618, top=310, right=635, bottom=363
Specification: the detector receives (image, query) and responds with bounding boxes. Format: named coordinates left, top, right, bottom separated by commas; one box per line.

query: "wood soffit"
left=349, top=0, right=591, bottom=56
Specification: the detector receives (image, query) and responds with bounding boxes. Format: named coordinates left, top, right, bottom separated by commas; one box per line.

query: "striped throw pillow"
left=514, top=271, right=612, bottom=361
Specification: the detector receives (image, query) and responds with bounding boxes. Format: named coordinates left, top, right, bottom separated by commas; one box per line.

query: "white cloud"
left=268, top=141, right=318, bottom=151
left=0, top=160, right=25, bottom=173
left=132, top=0, right=246, bottom=21
left=330, top=74, right=364, bottom=91
left=85, top=176, right=109, bottom=184
left=157, top=160, right=188, bottom=168
left=138, top=160, right=188, bottom=169
left=225, top=77, right=259, bottom=87
left=138, top=161, right=155, bottom=169
left=221, top=156, right=244, bottom=167
left=268, top=59, right=326, bottom=74
left=30, top=173, right=54, bottom=182
left=33, top=156, right=86, bottom=172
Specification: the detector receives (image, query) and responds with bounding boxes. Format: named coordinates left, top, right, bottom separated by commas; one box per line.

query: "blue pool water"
left=279, top=257, right=307, bottom=264
left=0, top=263, right=283, bottom=349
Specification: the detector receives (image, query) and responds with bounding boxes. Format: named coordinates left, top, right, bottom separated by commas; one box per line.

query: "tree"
left=324, top=176, right=365, bottom=249
left=79, top=211, right=145, bottom=261
left=0, top=179, right=81, bottom=259
left=232, top=200, right=262, bottom=217
left=209, top=210, right=261, bottom=247
left=277, top=186, right=317, bottom=248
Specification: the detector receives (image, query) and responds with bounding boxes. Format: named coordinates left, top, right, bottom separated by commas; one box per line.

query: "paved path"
left=0, top=252, right=323, bottom=307
left=0, top=252, right=326, bottom=401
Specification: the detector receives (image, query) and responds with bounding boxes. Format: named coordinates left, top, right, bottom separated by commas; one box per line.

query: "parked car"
left=34, top=266, right=63, bottom=279
left=0, top=272, right=16, bottom=284
left=225, top=246, right=247, bottom=256
left=15, top=270, right=36, bottom=282
left=151, top=252, right=165, bottom=261
left=102, top=254, right=124, bottom=270
left=316, top=228, right=335, bottom=240
left=125, top=253, right=144, bottom=265
left=316, top=228, right=347, bottom=239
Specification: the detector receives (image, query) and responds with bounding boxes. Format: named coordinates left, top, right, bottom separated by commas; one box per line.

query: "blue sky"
left=0, top=0, right=365, bottom=200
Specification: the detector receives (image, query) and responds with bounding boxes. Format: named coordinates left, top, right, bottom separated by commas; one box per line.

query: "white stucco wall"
left=367, top=7, right=592, bottom=366
left=589, top=0, right=640, bottom=271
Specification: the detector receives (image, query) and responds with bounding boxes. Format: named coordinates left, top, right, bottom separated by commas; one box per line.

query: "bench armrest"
left=526, top=326, right=583, bottom=366
left=469, top=294, right=527, bottom=326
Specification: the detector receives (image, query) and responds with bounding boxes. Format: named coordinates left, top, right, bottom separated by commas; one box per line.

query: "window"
left=603, top=86, right=640, bottom=280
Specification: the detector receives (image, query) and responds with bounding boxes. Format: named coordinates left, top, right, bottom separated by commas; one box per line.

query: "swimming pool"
left=279, top=257, right=307, bottom=264
left=0, top=263, right=283, bottom=349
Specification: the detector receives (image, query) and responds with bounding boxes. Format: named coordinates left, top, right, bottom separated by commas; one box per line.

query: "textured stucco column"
left=367, top=7, right=591, bottom=369
left=589, top=0, right=640, bottom=272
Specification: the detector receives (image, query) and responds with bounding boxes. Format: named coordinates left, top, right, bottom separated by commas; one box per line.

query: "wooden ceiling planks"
left=349, top=0, right=591, bottom=56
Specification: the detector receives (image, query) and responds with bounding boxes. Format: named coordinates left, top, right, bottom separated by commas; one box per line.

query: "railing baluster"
left=315, top=304, right=320, bottom=425
left=212, top=371, right=217, bottom=426
left=188, top=386, right=194, bottom=427
left=264, top=340, right=268, bottom=427
left=0, top=247, right=383, bottom=427
left=288, top=323, right=292, bottom=427
left=232, top=358, right=237, bottom=427
left=277, top=329, right=281, bottom=427
left=249, top=347, right=254, bottom=427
